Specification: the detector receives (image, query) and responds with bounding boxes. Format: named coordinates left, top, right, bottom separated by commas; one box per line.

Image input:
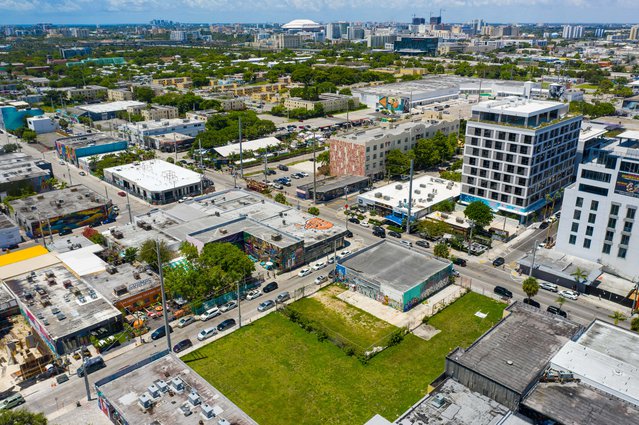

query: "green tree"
left=571, top=267, right=588, bottom=291
left=416, top=219, right=449, bottom=238
left=609, top=311, right=627, bottom=326
left=522, top=276, right=539, bottom=300
left=179, top=241, right=199, bottom=262
left=464, top=201, right=494, bottom=229
left=431, top=199, right=455, bottom=213
left=317, top=150, right=330, bottom=167
left=138, top=239, right=172, bottom=270
left=123, top=247, right=138, bottom=263
left=413, top=138, right=441, bottom=169
left=631, top=317, right=639, bottom=332
left=385, top=149, right=412, bottom=177
left=274, top=193, right=288, bottom=205
left=21, top=129, right=37, bottom=143
left=199, top=242, right=255, bottom=283
left=556, top=296, right=566, bottom=311
left=433, top=243, right=449, bottom=258
left=308, top=206, right=320, bottom=216
left=0, top=409, right=48, bottom=425
left=133, top=86, right=155, bottom=102
left=58, top=119, right=69, bottom=130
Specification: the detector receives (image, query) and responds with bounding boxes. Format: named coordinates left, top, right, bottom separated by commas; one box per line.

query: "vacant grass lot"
left=286, top=285, right=398, bottom=349
left=184, top=291, right=505, bottom=425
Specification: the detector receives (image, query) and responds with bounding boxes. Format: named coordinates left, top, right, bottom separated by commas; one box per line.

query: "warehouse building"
left=119, top=118, right=206, bottom=147
left=0, top=213, right=20, bottom=249
left=445, top=302, right=582, bottom=411
left=76, top=100, right=146, bottom=121
left=95, top=351, right=258, bottom=425
left=103, top=159, right=208, bottom=205
left=26, top=116, right=57, bottom=134
left=0, top=152, right=53, bottom=199
left=2, top=263, right=123, bottom=356
left=336, top=240, right=452, bottom=312
left=9, top=185, right=115, bottom=238
left=55, top=133, right=128, bottom=166
left=296, top=175, right=369, bottom=201
left=357, top=176, right=460, bottom=225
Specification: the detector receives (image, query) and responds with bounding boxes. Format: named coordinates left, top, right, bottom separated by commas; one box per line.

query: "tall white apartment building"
left=562, top=25, right=584, bottom=39
left=556, top=131, right=639, bottom=279
left=461, top=97, right=582, bottom=222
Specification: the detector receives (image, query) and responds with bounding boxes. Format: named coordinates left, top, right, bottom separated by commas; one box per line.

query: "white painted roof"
left=104, top=159, right=202, bottom=192
left=78, top=100, right=145, bottom=114
left=617, top=130, right=639, bottom=141
left=282, top=19, right=321, bottom=29
left=213, top=136, right=281, bottom=157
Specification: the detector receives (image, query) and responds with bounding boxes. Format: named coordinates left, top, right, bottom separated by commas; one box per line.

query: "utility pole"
left=156, top=239, right=172, bottom=352
left=529, top=239, right=538, bottom=278
left=406, top=159, right=414, bottom=234
left=237, top=280, right=242, bottom=328
left=238, top=116, right=244, bottom=178
left=126, top=192, right=133, bottom=224
left=81, top=348, right=91, bottom=401
left=264, top=153, right=268, bottom=183
left=198, top=138, right=203, bottom=168
left=66, top=162, right=73, bottom=186
left=173, top=132, right=178, bottom=163
left=312, top=137, right=317, bottom=204
left=344, top=186, right=349, bottom=230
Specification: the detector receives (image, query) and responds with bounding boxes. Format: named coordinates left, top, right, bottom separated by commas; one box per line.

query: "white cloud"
left=0, top=0, right=39, bottom=11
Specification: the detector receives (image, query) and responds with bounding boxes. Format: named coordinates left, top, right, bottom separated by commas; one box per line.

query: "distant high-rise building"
left=347, top=26, right=365, bottom=40
left=430, top=16, right=442, bottom=25
left=337, top=22, right=349, bottom=38
left=594, top=28, right=605, bottom=38
left=629, top=25, right=639, bottom=40
left=70, top=28, right=89, bottom=38
left=170, top=31, right=188, bottom=42
left=562, top=25, right=584, bottom=39
left=412, top=17, right=426, bottom=26
left=326, top=23, right=341, bottom=40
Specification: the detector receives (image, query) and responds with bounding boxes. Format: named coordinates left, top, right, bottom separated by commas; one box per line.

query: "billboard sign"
left=615, top=171, right=639, bottom=198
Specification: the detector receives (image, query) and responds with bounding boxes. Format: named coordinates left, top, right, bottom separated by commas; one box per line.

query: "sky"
left=0, top=0, right=638, bottom=25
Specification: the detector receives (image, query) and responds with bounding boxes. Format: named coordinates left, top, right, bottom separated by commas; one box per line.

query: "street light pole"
left=312, top=137, right=317, bottom=205
left=529, top=239, right=538, bottom=278
left=66, top=162, right=73, bottom=186
left=406, top=159, right=414, bottom=234
left=126, top=192, right=132, bottom=224
left=344, top=186, right=349, bottom=230
left=237, top=280, right=242, bottom=328
left=81, top=347, right=91, bottom=401
left=238, top=116, right=244, bottom=179
left=156, top=239, right=172, bottom=352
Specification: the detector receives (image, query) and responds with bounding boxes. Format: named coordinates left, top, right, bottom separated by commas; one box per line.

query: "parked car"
left=278, top=164, right=289, bottom=171
left=217, top=318, right=237, bottom=332
left=55, top=374, right=69, bottom=385
left=547, top=305, right=567, bottom=317
left=79, top=171, right=86, bottom=176
left=199, top=307, right=221, bottom=321
left=451, top=269, right=460, bottom=277
left=540, top=282, right=558, bottom=292
left=388, top=231, right=402, bottom=238
left=360, top=221, right=370, bottom=228
left=246, top=289, right=262, bottom=300
left=539, top=221, right=549, bottom=230
left=263, top=281, right=278, bottom=293
left=348, top=217, right=360, bottom=224
left=340, top=250, right=351, bottom=257
left=177, top=316, right=195, bottom=328
left=0, top=393, right=24, bottom=410
left=453, top=257, right=467, bottom=267
left=298, top=268, right=312, bottom=277
left=373, top=229, right=386, bottom=238
left=312, top=261, right=326, bottom=270
left=197, top=327, right=218, bottom=341
left=173, top=339, right=193, bottom=353
left=314, top=275, right=328, bottom=285
left=76, top=356, right=105, bottom=377
left=272, top=183, right=283, bottom=190
left=266, top=169, right=276, bottom=175
left=151, top=325, right=173, bottom=340
left=345, top=230, right=353, bottom=238
left=494, top=286, right=513, bottom=298
left=492, top=257, right=505, bottom=267
left=523, top=298, right=541, bottom=308
left=257, top=300, right=276, bottom=312
left=559, top=290, right=579, bottom=300
left=276, top=291, right=291, bottom=304
left=117, top=191, right=126, bottom=197
left=416, top=240, right=430, bottom=249
left=400, top=240, right=413, bottom=248
left=299, top=172, right=309, bottom=177
left=220, top=300, right=238, bottom=312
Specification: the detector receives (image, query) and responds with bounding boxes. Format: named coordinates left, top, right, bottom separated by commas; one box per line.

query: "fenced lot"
left=183, top=291, right=505, bottom=425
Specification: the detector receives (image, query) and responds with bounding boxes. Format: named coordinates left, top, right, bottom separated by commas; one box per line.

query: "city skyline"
left=0, top=0, right=638, bottom=25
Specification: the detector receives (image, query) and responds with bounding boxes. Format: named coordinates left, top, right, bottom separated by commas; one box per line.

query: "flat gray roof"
left=10, top=185, right=108, bottom=221
left=523, top=382, right=639, bottom=425
left=448, top=302, right=582, bottom=394
left=55, top=133, right=124, bottom=148
left=86, top=262, right=160, bottom=305
left=0, top=213, right=17, bottom=230
left=95, top=352, right=258, bottom=425
left=3, top=264, right=121, bottom=340
left=0, top=152, right=50, bottom=184
left=341, top=240, right=450, bottom=292
left=297, top=175, right=369, bottom=193
left=396, top=379, right=514, bottom=425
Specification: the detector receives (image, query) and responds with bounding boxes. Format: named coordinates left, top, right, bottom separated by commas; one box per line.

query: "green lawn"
left=286, top=287, right=398, bottom=349
left=184, top=292, right=505, bottom=425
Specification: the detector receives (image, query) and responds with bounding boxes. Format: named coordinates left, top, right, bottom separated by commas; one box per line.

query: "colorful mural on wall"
left=30, top=204, right=115, bottom=238
left=378, top=96, right=407, bottom=113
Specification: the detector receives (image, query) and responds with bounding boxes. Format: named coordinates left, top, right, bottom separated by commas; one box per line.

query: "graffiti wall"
left=243, top=232, right=303, bottom=271
left=30, top=204, right=114, bottom=238
left=378, top=96, right=407, bottom=113
left=402, top=264, right=453, bottom=312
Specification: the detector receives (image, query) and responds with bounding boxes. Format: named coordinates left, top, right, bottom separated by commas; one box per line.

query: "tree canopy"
left=385, top=149, right=413, bottom=177
left=138, top=239, right=172, bottom=270
left=464, top=201, right=494, bottom=229
left=196, top=111, right=276, bottom=149
left=522, top=277, right=539, bottom=300
left=0, top=409, right=48, bottom=425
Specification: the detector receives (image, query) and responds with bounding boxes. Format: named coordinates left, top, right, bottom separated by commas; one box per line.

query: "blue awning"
left=384, top=214, right=403, bottom=225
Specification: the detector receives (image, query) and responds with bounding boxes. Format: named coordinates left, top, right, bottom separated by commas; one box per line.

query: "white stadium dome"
left=282, top=19, right=321, bottom=30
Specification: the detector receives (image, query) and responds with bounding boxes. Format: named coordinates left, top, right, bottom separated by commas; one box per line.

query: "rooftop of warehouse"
left=9, top=185, right=108, bottom=220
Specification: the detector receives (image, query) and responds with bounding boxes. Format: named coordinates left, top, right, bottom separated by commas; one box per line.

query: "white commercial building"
left=103, top=159, right=209, bottom=204
left=556, top=131, right=639, bottom=279
left=562, top=25, right=584, bottom=39
left=119, top=118, right=206, bottom=148
left=357, top=175, right=460, bottom=225
left=26, top=115, right=57, bottom=134
left=461, top=97, right=582, bottom=222
left=213, top=136, right=282, bottom=158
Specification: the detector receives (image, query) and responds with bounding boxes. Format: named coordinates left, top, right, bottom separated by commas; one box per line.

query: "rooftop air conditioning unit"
left=271, top=233, right=282, bottom=241
left=441, top=213, right=449, bottom=219
left=420, top=183, right=426, bottom=188
left=147, top=384, right=161, bottom=399
left=138, top=393, right=154, bottom=411
left=170, top=377, right=185, bottom=393
left=374, top=192, right=383, bottom=198
left=156, top=380, right=168, bottom=393
left=456, top=217, right=464, bottom=223
left=383, top=196, right=391, bottom=201
left=188, top=391, right=201, bottom=406
left=395, top=184, right=402, bottom=190
left=431, top=394, right=446, bottom=408
left=201, top=403, right=215, bottom=419
left=414, top=189, right=421, bottom=194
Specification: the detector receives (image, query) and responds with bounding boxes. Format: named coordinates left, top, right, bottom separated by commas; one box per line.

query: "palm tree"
left=556, top=296, right=566, bottom=311
left=609, top=311, right=627, bottom=326
left=571, top=267, right=588, bottom=292
left=522, top=276, right=539, bottom=300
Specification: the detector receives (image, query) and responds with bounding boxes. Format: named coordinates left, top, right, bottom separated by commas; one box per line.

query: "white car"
left=220, top=300, right=238, bottom=312
left=360, top=221, right=370, bottom=228
left=327, top=255, right=335, bottom=264
left=199, top=307, right=221, bottom=321
left=197, top=327, right=218, bottom=341
left=340, top=250, right=351, bottom=257
left=59, top=160, right=65, bottom=165
left=559, top=290, right=579, bottom=300
left=246, top=289, right=262, bottom=300
left=539, top=282, right=558, bottom=292
left=400, top=240, right=413, bottom=248
left=314, top=275, right=328, bottom=285
left=299, top=172, right=309, bottom=177
left=312, top=261, right=326, bottom=271
left=298, top=268, right=312, bottom=277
